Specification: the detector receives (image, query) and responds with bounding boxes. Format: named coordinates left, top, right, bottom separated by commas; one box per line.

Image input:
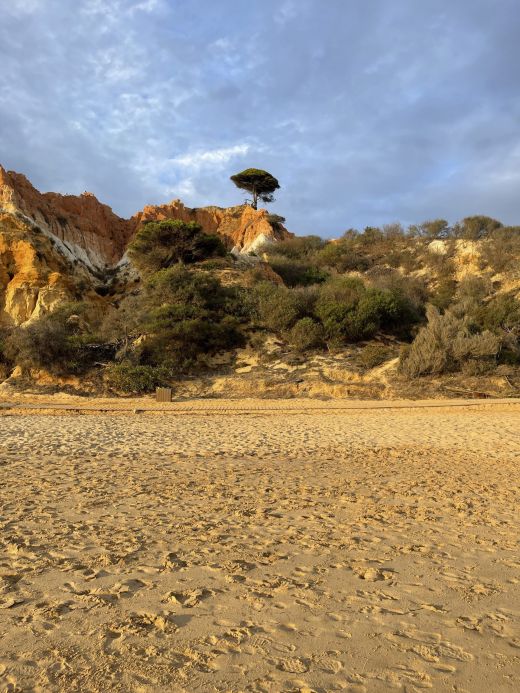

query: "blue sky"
left=1, top=0, right=519, bottom=236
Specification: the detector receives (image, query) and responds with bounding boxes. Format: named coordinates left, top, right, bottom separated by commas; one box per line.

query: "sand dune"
left=0, top=402, right=519, bottom=691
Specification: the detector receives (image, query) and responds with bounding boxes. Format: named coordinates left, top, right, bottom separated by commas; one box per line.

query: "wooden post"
left=156, top=387, right=172, bottom=403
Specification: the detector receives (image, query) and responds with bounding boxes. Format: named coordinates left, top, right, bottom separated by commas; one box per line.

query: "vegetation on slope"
left=1, top=216, right=519, bottom=395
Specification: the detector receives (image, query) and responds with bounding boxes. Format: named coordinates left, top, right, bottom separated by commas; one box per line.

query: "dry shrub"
left=356, top=344, right=392, bottom=369
left=479, top=227, right=520, bottom=274
left=399, top=305, right=500, bottom=378
left=452, top=331, right=500, bottom=361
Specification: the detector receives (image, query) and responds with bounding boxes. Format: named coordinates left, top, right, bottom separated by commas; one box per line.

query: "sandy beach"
left=0, top=400, right=519, bottom=692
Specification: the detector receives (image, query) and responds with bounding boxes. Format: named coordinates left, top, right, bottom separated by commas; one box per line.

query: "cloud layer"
left=1, top=0, right=519, bottom=236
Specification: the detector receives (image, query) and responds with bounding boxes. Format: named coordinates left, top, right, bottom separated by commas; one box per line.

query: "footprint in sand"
left=163, top=588, right=215, bottom=608
left=276, top=656, right=310, bottom=673
left=162, top=552, right=189, bottom=570
left=355, top=566, right=396, bottom=581
left=313, top=652, right=343, bottom=673
left=118, top=611, right=177, bottom=635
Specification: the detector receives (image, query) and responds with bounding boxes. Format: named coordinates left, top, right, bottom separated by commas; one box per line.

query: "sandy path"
left=0, top=406, right=519, bottom=692
left=1, top=396, right=520, bottom=413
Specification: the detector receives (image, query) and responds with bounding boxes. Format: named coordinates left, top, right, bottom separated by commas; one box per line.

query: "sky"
left=1, top=0, right=519, bottom=237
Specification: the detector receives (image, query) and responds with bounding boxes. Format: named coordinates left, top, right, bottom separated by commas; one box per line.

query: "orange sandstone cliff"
left=0, top=212, right=79, bottom=326
left=0, top=166, right=132, bottom=268
left=0, top=165, right=292, bottom=270
left=133, top=201, right=289, bottom=255
left=0, top=164, right=292, bottom=325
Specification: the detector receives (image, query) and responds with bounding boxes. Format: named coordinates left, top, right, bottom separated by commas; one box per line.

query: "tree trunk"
left=252, top=187, right=258, bottom=210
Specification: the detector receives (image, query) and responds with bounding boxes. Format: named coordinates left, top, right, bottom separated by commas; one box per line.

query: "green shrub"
left=408, top=219, right=452, bottom=239
left=369, top=272, right=427, bottom=316
left=268, top=255, right=329, bottom=286
left=358, top=289, right=416, bottom=333
left=253, top=282, right=305, bottom=331
left=429, top=278, right=457, bottom=311
left=315, top=277, right=363, bottom=344
left=315, top=277, right=418, bottom=345
left=99, top=266, right=250, bottom=375
left=105, top=363, right=170, bottom=394
left=140, top=316, right=243, bottom=372
left=475, top=293, right=520, bottom=335
left=454, top=215, right=503, bottom=240
left=455, top=275, right=493, bottom=306
left=479, top=227, right=520, bottom=273
left=99, top=295, right=142, bottom=345
left=135, top=265, right=245, bottom=372
left=198, top=257, right=233, bottom=271
left=452, top=330, right=501, bottom=361
left=127, top=220, right=226, bottom=274
left=474, top=293, right=520, bottom=362
left=315, top=239, right=371, bottom=272
left=291, top=285, right=320, bottom=316
left=287, top=318, right=324, bottom=352
left=267, top=235, right=324, bottom=259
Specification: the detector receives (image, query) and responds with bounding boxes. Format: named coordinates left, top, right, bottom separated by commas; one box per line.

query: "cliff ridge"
left=0, top=165, right=292, bottom=270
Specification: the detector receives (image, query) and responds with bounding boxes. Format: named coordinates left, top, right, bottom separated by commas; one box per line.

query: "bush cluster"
left=124, top=265, right=246, bottom=373
left=356, top=344, right=393, bottom=369
left=399, top=306, right=500, bottom=378
left=4, top=211, right=519, bottom=387
left=260, top=219, right=520, bottom=289
left=104, top=363, right=171, bottom=394
left=127, top=219, right=227, bottom=275
left=253, top=275, right=420, bottom=351
left=288, top=318, right=325, bottom=351
left=315, top=277, right=418, bottom=344
left=479, top=227, right=520, bottom=273
left=3, top=303, right=103, bottom=376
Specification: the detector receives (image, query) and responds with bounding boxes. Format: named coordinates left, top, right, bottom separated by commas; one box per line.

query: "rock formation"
left=132, top=200, right=290, bottom=255
left=0, top=212, right=78, bottom=326
left=0, top=164, right=292, bottom=325
left=0, top=165, right=292, bottom=270
left=0, top=166, right=132, bottom=269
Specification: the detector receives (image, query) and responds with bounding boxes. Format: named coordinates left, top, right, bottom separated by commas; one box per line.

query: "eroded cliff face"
left=0, top=164, right=292, bottom=325
left=132, top=201, right=291, bottom=254
left=0, top=166, right=132, bottom=269
left=0, top=213, right=80, bottom=326
left=0, top=165, right=292, bottom=270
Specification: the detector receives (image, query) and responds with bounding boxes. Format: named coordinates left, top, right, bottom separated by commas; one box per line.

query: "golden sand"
left=0, top=401, right=519, bottom=691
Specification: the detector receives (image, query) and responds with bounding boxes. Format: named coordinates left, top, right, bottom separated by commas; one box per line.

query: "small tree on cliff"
left=230, top=168, right=280, bottom=210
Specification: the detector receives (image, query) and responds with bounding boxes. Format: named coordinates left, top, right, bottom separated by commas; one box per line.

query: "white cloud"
left=131, top=0, right=162, bottom=13
left=88, top=43, right=145, bottom=84
left=5, top=0, right=42, bottom=16
left=274, top=0, right=299, bottom=25
left=274, top=0, right=312, bottom=25
left=173, top=144, right=250, bottom=170
left=175, top=178, right=196, bottom=198
left=211, top=38, right=232, bottom=52
left=81, top=0, right=115, bottom=18
left=2, top=0, right=520, bottom=232
left=81, top=0, right=162, bottom=21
